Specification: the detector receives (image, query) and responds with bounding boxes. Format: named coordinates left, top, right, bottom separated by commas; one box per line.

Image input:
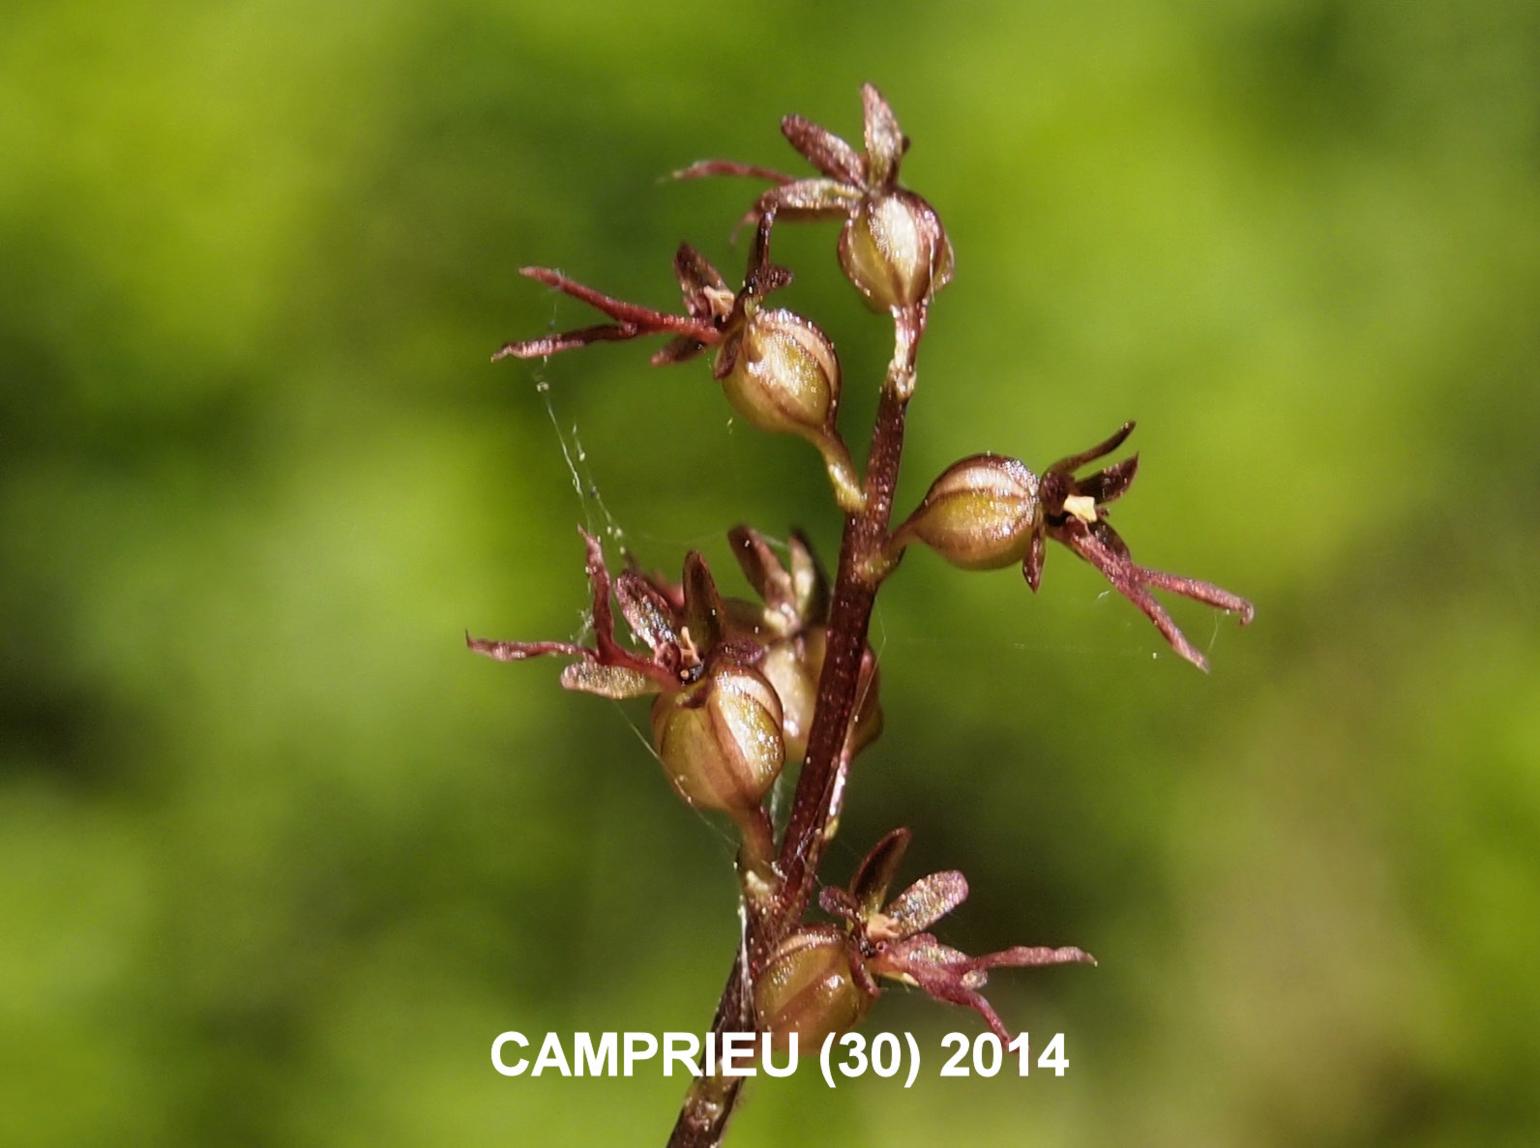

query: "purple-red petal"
left=781, top=115, right=865, bottom=184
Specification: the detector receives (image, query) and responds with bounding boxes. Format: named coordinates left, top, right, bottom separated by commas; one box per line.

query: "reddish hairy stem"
left=667, top=313, right=921, bottom=1148
left=777, top=346, right=913, bottom=906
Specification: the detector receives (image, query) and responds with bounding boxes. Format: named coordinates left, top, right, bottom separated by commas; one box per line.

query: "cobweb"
left=523, top=350, right=897, bottom=1009
left=524, top=353, right=743, bottom=839
left=526, top=354, right=766, bottom=1011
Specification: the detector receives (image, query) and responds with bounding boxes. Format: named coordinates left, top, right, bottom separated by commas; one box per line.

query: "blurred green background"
left=4, top=1, right=1538, bottom=1144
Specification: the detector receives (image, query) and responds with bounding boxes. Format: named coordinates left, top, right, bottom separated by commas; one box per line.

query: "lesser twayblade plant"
left=474, top=85, right=1253, bottom=1146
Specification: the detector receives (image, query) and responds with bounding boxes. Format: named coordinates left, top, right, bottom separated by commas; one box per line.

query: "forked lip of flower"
left=1026, top=421, right=1255, bottom=673
left=825, top=828, right=1096, bottom=1041
left=491, top=227, right=793, bottom=365
left=466, top=531, right=678, bottom=696
left=490, top=265, right=718, bottom=363
left=868, top=934, right=1096, bottom=1041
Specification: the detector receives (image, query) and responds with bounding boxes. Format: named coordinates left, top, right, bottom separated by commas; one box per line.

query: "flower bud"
left=650, top=661, right=785, bottom=814
left=893, top=454, right=1041, bottom=570
left=759, top=637, right=818, bottom=763
left=754, top=926, right=872, bottom=1050
left=714, top=305, right=863, bottom=511
left=838, top=190, right=954, bottom=312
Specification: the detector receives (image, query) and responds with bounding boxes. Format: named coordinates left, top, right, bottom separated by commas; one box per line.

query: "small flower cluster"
left=755, top=828, right=1094, bottom=1047
left=677, top=82, right=953, bottom=325
left=493, top=222, right=863, bottom=510
left=467, top=527, right=880, bottom=884
left=888, top=420, right=1255, bottom=671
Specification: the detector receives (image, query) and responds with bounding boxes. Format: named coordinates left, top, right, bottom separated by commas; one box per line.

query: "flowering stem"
left=777, top=313, right=918, bottom=907
left=667, top=309, right=923, bottom=1148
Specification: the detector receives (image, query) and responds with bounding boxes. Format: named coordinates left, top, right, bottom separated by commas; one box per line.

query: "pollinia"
left=474, top=85, right=1254, bottom=1146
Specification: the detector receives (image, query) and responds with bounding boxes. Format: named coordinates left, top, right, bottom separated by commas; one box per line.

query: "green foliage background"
left=4, top=1, right=1537, bottom=1144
